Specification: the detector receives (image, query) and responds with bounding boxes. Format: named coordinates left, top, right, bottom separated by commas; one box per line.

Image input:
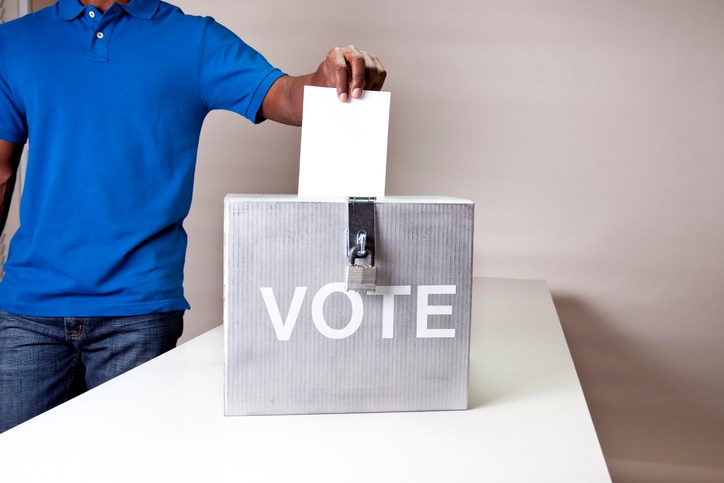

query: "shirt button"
left=88, top=11, right=95, bottom=18
left=96, top=32, right=104, bottom=39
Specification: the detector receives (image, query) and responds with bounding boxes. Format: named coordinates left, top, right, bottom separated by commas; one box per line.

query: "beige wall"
left=4, top=0, right=723, bottom=481
left=1, top=0, right=19, bottom=21
left=175, top=0, right=724, bottom=480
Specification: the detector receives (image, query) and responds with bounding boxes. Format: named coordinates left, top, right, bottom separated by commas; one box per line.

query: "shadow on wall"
left=551, top=294, right=724, bottom=483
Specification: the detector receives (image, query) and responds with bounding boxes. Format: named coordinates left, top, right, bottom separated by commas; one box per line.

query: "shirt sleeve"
left=198, top=18, right=285, bottom=124
left=0, top=66, right=28, bottom=144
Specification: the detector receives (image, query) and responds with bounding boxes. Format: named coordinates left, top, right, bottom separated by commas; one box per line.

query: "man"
left=0, top=0, right=386, bottom=432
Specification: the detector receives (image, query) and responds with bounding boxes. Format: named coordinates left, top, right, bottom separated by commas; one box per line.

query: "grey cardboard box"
left=224, top=195, right=474, bottom=415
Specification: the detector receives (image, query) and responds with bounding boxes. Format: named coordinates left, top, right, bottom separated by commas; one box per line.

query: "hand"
left=260, top=46, right=387, bottom=125
left=310, top=45, right=387, bottom=102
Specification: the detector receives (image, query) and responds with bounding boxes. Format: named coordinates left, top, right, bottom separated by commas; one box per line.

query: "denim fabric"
left=0, top=310, right=183, bottom=433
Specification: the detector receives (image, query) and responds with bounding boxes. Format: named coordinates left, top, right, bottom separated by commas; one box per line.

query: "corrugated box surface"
left=224, top=195, right=474, bottom=415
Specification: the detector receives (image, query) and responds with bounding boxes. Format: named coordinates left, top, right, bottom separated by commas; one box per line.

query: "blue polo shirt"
left=0, top=0, right=285, bottom=316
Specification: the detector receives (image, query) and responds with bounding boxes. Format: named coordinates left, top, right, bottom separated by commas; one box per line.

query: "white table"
left=0, top=278, right=611, bottom=482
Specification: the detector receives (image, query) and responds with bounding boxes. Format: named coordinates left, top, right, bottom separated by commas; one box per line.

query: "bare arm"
left=259, top=45, right=387, bottom=126
left=0, top=139, right=23, bottom=234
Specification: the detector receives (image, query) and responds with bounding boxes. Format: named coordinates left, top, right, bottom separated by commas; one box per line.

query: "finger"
left=368, top=53, right=387, bottom=91
left=343, top=45, right=366, bottom=99
left=327, top=47, right=350, bottom=102
left=361, top=51, right=387, bottom=92
left=362, top=51, right=377, bottom=92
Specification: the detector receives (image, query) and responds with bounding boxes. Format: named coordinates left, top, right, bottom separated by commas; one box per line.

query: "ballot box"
left=223, top=195, right=474, bottom=415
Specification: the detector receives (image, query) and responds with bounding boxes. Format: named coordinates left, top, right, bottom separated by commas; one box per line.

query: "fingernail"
left=339, top=92, right=348, bottom=102
left=352, top=88, right=362, bottom=99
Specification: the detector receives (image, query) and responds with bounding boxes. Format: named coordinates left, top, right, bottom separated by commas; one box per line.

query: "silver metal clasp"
left=345, top=197, right=377, bottom=292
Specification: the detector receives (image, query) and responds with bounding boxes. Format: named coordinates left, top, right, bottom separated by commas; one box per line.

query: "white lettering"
left=416, top=285, right=456, bottom=338
left=260, top=284, right=458, bottom=340
left=311, top=282, right=364, bottom=339
left=260, top=287, right=307, bottom=341
left=368, top=286, right=412, bottom=339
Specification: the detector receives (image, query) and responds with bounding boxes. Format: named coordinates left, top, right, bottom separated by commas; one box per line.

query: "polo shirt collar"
left=56, top=0, right=160, bottom=20
left=57, top=0, right=85, bottom=20
left=121, top=0, right=160, bottom=19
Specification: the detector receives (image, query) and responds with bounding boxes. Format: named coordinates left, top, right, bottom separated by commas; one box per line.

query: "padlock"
left=345, top=234, right=376, bottom=292
left=345, top=263, right=377, bottom=292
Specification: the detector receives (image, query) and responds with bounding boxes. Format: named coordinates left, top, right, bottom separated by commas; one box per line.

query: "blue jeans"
left=0, top=310, right=183, bottom=433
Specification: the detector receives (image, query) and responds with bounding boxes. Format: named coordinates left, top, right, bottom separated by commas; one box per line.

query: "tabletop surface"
left=0, top=277, right=611, bottom=482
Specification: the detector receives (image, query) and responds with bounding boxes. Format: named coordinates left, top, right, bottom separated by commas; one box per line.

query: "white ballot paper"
left=298, top=86, right=390, bottom=197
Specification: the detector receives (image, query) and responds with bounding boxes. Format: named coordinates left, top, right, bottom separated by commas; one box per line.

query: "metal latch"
left=345, top=197, right=377, bottom=292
